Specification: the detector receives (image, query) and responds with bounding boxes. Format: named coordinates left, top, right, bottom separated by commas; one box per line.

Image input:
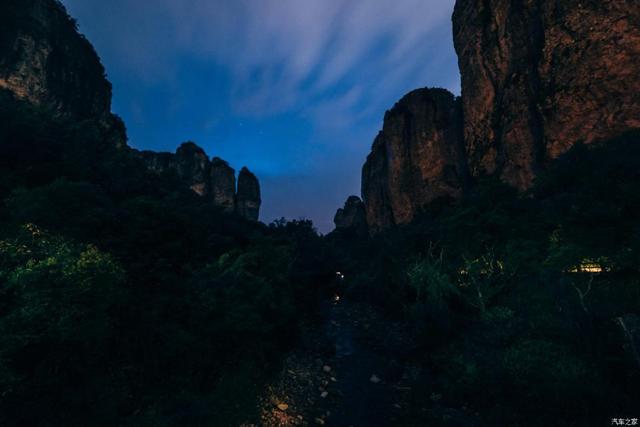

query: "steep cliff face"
left=0, top=0, right=127, bottom=148
left=135, top=144, right=260, bottom=220
left=210, top=157, right=236, bottom=212
left=138, top=142, right=212, bottom=195
left=236, top=167, right=261, bottom=222
left=453, top=0, right=640, bottom=189
left=361, top=88, right=466, bottom=230
left=334, top=196, right=368, bottom=236
left=0, top=0, right=112, bottom=120
left=173, top=142, right=211, bottom=196
left=0, top=0, right=262, bottom=220
left=360, top=1, right=640, bottom=231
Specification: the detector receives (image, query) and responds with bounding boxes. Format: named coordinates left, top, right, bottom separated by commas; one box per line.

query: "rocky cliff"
left=334, top=196, right=368, bottom=236
left=236, top=167, right=261, bottom=222
left=0, top=0, right=127, bottom=147
left=0, top=0, right=262, bottom=221
left=361, top=88, right=466, bottom=230
left=359, top=0, right=640, bottom=231
left=136, top=145, right=261, bottom=220
left=136, top=142, right=212, bottom=196
left=0, top=0, right=111, bottom=119
left=211, top=157, right=236, bottom=212
left=453, top=0, right=640, bottom=189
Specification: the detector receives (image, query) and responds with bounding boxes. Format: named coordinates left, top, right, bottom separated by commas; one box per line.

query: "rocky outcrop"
left=173, top=142, right=211, bottom=196
left=236, top=167, right=261, bottom=222
left=334, top=196, right=368, bottom=236
left=0, top=0, right=125, bottom=145
left=453, top=0, right=640, bottom=189
left=136, top=144, right=260, bottom=220
left=361, top=88, right=466, bottom=231
left=360, top=1, right=640, bottom=231
left=0, top=0, right=262, bottom=220
left=136, top=142, right=211, bottom=195
left=210, top=157, right=236, bottom=212
left=0, top=0, right=111, bottom=119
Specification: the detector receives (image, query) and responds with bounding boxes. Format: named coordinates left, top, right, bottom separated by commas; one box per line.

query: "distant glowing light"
left=334, top=295, right=341, bottom=302
left=567, top=260, right=607, bottom=274
left=336, top=272, right=345, bottom=280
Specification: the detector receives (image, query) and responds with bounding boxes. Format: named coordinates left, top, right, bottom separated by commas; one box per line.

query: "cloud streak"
left=66, top=0, right=456, bottom=114
left=62, top=0, right=459, bottom=231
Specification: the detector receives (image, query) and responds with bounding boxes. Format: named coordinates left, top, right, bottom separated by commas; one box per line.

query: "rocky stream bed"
left=250, top=297, right=422, bottom=427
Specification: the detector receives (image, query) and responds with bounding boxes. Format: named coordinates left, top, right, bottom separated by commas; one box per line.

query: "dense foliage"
left=0, top=92, right=334, bottom=426
left=2, top=88, right=639, bottom=426
left=330, top=131, right=640, bottom=426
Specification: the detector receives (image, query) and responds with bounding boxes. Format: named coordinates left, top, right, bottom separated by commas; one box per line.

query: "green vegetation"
left=331, top=131, right=640, bottom=426
left=0, top=92, right=334, bottom=426
left=2, top=89, right=639, bottom=425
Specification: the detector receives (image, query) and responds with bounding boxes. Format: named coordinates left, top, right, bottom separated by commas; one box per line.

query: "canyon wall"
left=453, top=0, right=640, bottom=189
left=0, top=0, right=127, bottom=148
left=0, top=0, right=111, bottom=120
left=359, top=0, right=640, bottom=231
left=361, top=88, right=467, bottom=231
left=0, top=0, right=262, bottom=221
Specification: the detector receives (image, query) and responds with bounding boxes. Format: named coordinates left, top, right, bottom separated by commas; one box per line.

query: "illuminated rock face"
left=0, top=0, right=262, bottom=221
left=360, top=0, right=640, bottom=231
left=361, top=88, right=467, bottom=231
left=0, top=0, right=127, bottom=147
left=453, top=0, right=640, bottom=189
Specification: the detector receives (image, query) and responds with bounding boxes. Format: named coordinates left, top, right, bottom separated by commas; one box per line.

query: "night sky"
left=61, top=0, right=460, bottom=233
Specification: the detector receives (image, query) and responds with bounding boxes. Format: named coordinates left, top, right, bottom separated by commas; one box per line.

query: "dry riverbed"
left=250, top=298, right=421, bottom=427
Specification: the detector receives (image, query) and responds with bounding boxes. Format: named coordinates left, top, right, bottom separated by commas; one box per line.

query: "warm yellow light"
left=568, top=260, right=606, bottom=273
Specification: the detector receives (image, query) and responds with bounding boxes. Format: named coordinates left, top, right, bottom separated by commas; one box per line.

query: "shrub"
left=0, top=224, right=125, bottom=425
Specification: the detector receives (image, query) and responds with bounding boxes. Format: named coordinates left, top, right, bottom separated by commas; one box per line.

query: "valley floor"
left=250, top=298, right=426, bottom=427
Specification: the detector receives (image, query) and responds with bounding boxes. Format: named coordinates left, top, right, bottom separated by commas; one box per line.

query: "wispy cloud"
left=66, top=0, right=456, bottom=117
left=62, top=0, right=459, bottom=231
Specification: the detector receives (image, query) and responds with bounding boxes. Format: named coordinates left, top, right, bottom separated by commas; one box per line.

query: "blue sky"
left=61, top=0, right=460, bottom=232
